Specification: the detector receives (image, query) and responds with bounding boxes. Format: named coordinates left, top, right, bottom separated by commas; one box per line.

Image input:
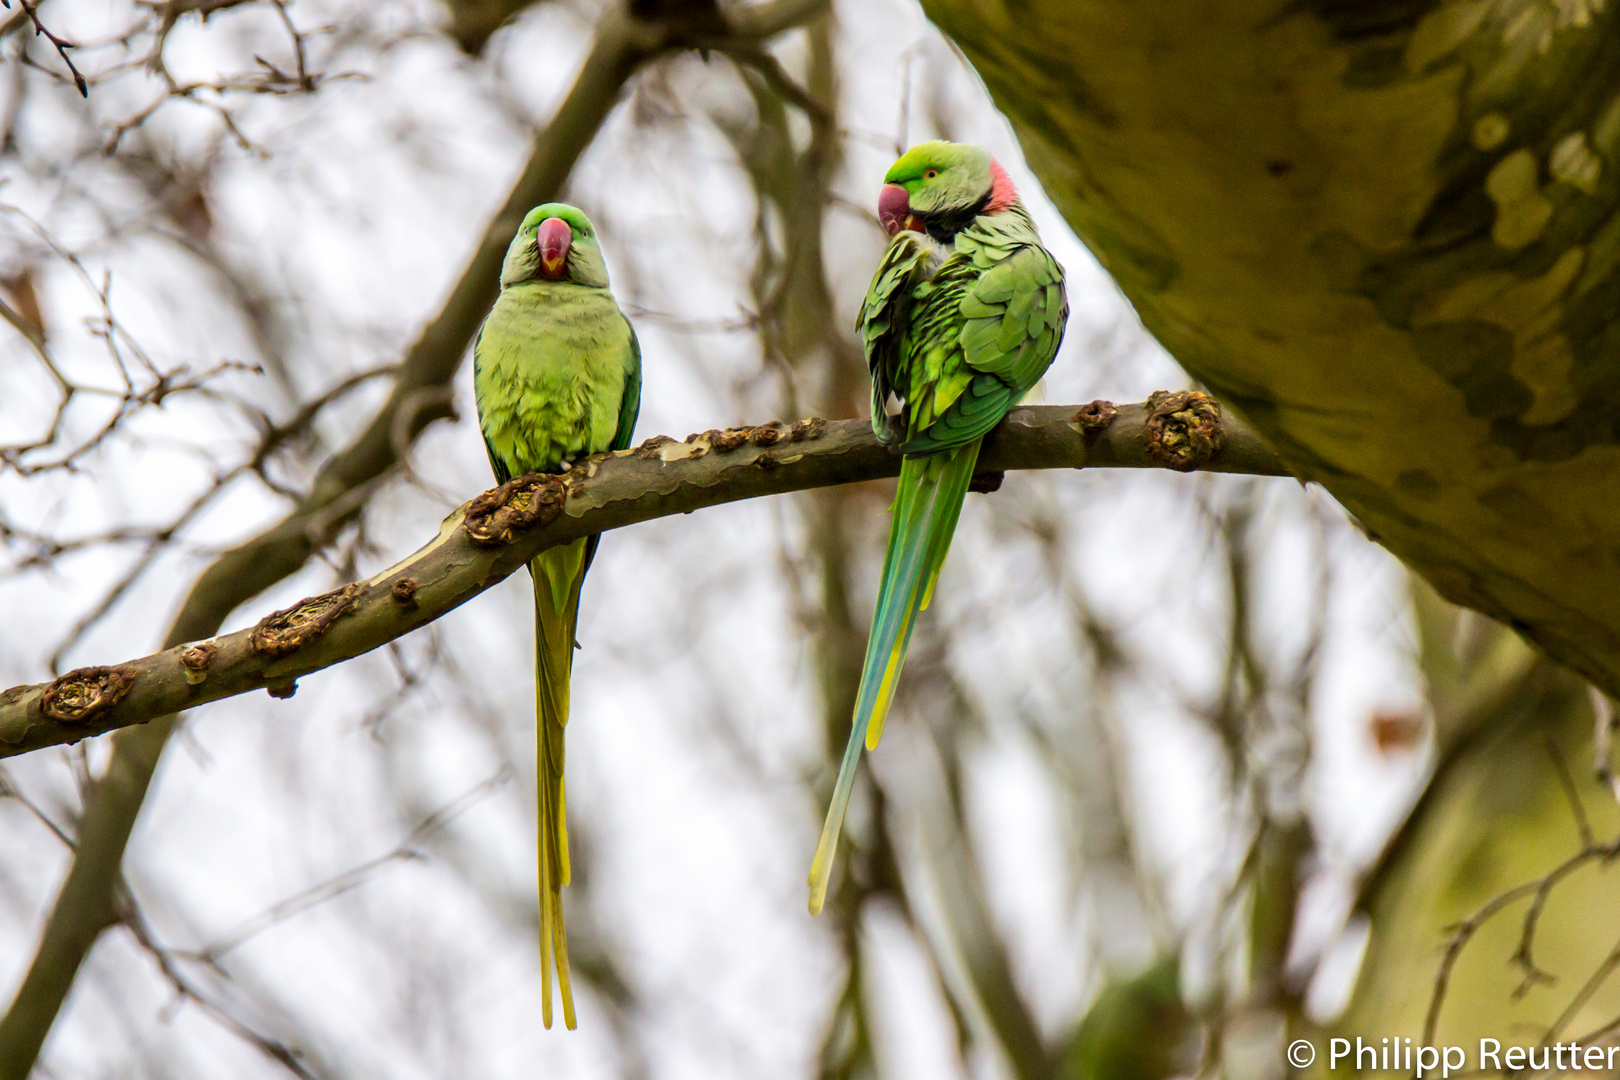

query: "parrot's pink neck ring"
left=984, top=160, right=1017, bottom=214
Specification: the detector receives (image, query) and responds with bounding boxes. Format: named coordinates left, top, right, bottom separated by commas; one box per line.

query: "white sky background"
left=0, top=0, right=1434, bottom=1076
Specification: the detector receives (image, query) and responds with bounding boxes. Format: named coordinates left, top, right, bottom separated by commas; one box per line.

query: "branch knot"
left=789, top=416, right=827, bottom=441
left=1075, top=399, right=1118, bottom=437
left=250, top=584, right=361, bottom=659
left=391, top=577, right=419, bottom=606
left=42, top=666, right=136, bottom=724
left=179, top=642, right=218, bottom=684
left=464, top=473, right=568, bottom=546
left=1145, top=391, right=1222, bottom=471
left=634, top=434, right=675, bottom=459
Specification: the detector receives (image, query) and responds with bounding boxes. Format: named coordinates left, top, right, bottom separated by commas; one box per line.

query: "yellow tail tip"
left=555, top=931, right=577, bottom=1030
left=807, top=848, right=834, bottom=915
left=808, top=884, right=828, bottom=916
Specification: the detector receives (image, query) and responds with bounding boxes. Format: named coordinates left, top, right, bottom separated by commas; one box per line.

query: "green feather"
left=809, top=144, right=1068, bottom=914
left=860, top=231, right=939, bottom=445
left=472, top=203, right=639, bottom=1027
left=808, top=444, right=980, bottom=914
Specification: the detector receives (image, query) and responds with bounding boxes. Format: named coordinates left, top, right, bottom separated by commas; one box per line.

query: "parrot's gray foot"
left=969, top=470, right=1004, bottom=494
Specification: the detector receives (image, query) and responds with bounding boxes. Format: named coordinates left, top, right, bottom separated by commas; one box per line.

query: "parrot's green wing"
left=583, top=320, right=640, bottom=575
left=900, top=237, right=1067, bottom=454
left=472, top=322, right=515, bottom=486
left=612, top=320, right=642, bottom=452
left=860, top=232, right=936, bottom=444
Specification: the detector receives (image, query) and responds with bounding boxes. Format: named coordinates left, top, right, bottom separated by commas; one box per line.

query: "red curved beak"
left=536, top=217, right=572, bottom=279
left=878, top=183, right=920, bottom=237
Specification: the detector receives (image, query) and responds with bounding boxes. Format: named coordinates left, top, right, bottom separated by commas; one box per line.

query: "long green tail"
left=532, top=537, right=587, bottom=1029
left=808, top=441, right=981, bottom=914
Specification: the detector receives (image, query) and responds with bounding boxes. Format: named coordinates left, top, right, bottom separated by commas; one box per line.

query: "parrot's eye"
left=924, top=169, right=938, bottom=180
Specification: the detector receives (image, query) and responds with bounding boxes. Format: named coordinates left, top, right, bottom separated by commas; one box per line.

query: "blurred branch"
left=718, top=0, right=829, bottom=39
left=98, top=0, right=352, bottom=151
left=706, top=26, right=911, bottom=1074
left=921, top=779, right=1055, bottom=1080
left=1352, top=583, right=1548, bottom=911
left=118, top=893, right=323, bottom=1080
left=0, top=399, right=1288, bottom=755
left=1346, top=587, right=1607, bottom=1061
left=0, top=1, right=832, bottom=1073
left=176, top=770, right=509, bottom=965
left=443, top=0, right=545, bottom=55
left=77, top=774, right=508, bottom=1079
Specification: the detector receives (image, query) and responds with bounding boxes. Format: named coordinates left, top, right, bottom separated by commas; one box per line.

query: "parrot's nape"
left=808, top=142, right=1069, bottom=914
left=472, top=203, right=642, bottom=1027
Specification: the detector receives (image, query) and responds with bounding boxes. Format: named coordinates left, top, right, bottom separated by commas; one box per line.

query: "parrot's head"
left=501, top=203, right=610, bottom=289
left=879, top=141, right=1017, bottom=242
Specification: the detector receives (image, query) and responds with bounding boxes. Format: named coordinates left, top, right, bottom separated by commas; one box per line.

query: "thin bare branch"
left=178, top=770, right=509, bottom=964
left=117, top=895, right=322, bottom=1080
left=8, top=0, right=87, bottom=97
left=0, top=2, right=837, bottom=1073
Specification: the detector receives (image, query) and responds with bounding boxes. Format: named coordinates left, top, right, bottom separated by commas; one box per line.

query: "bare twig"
left=0, top=2, right=833, bottom=1075
left=8, top=0, right=88, bottom=97
left=117, top=894, right=322, bottom=1080
left=1423, top=833, right=1620, bottom=1046
left=1543, top=930, right=1620, bottom=1049
left=176, top=770, right=509, bottom=964
left=0, top=207, right=256, bottom=478
left=29, top=365, right=399, bottom=672
left=1548, top=738, right=1595, bottom=849
left=1423, top=881, right=1544, bottom=1048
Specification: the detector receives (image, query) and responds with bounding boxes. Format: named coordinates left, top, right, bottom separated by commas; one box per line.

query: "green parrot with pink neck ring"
left=808, top=141, right=1069, bottom=914
left=473, top=203, right=641, bottom=1028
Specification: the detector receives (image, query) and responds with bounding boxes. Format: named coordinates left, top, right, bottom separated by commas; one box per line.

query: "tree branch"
left=0, top=0, right=832, bottom=1073
left=0, top=398, right=1287, bottom=757
left=9, top=0, right=88, bottom=98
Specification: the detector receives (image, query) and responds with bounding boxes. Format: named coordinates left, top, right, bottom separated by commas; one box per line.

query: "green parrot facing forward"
left=473, top=203, right=641, bottom=1028
left=808, top=142, right=1068, bottom=914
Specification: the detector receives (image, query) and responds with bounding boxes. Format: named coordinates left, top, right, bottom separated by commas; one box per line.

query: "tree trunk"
left=1337, top=583, right=1620, bottom=1061
left=921, top=0, right=1620, bottom=692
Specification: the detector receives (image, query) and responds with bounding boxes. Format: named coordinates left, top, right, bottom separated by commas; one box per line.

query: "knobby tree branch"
left=0, top=398, right=1287, bottom=757
left=0, top=0, right=831, bottom=1074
